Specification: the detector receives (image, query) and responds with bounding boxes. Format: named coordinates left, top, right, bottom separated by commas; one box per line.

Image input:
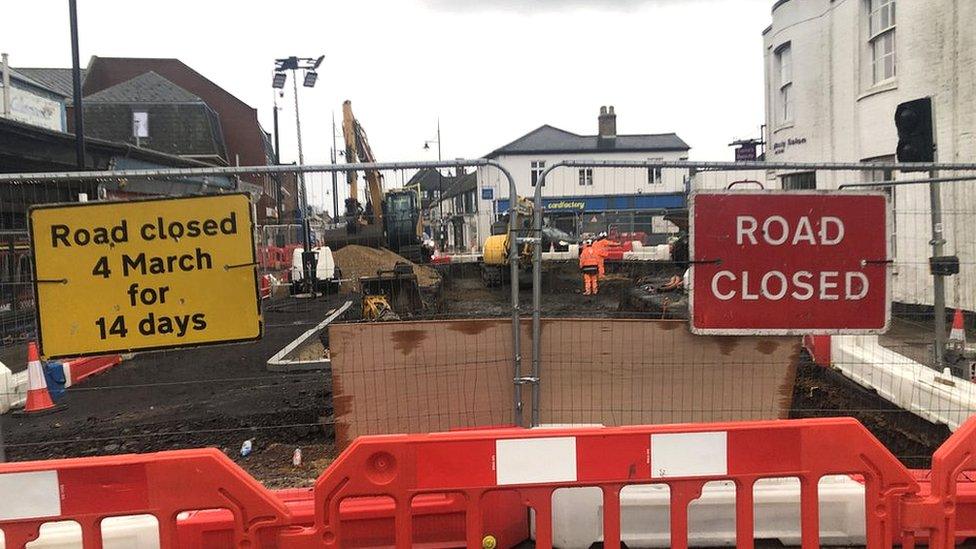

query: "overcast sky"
left=4, top=0, right=770, bottom=207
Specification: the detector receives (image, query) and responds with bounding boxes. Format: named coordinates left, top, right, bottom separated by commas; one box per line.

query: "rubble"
left=333, top=245, right=440, bottom=292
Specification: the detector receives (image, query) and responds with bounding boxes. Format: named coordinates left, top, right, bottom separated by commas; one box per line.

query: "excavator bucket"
left=359, top=262, right=424, bottom=317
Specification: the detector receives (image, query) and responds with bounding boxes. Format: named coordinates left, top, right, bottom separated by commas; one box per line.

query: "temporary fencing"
left=4, top=416, right=976, bottom=547
left=0, top=160, right=526, bottom=471
left=4, top=157, right=976, bottom=506
left=514, top=159, right=976, bottom=467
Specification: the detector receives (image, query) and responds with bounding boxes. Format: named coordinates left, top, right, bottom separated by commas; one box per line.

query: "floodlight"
left=272, top=72, right=287, bottom=89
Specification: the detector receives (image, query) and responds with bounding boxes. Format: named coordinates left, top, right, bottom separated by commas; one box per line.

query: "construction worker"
left=579, top=239, right=601, bottom=295
left=591, top=232, right=618, bottom=278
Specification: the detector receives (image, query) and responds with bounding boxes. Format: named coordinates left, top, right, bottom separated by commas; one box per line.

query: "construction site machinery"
left=482, top=197, right=573, bottom=287
left=359, top=261, right=424, bottom=319
left=288, top=246, right=342, bottom=296
left=327, top=101, right=430, bottom=263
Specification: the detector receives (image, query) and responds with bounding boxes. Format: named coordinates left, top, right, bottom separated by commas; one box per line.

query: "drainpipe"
left=1, top=53, right=11, bottom=116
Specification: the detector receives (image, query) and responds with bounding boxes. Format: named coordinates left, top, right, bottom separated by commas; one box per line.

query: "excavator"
left=331, top=100, right=430, bottom=264
left=480, top=197, right=575, bottom=287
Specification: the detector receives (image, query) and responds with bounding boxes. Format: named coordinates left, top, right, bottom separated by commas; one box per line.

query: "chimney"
left=598, top=105, right=617, bottom=139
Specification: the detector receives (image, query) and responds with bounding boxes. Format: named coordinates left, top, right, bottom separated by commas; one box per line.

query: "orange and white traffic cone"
left=22, top=341, right=58, bottom=414
left=260, top=274, right=272, bottom=300
left=949, top=308, right=967, bottom=347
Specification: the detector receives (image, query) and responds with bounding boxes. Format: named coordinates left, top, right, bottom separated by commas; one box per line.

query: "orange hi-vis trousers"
left=583, top=273, right=598, bottom=295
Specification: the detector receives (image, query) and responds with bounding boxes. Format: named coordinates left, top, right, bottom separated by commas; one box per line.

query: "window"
left=578, top=168, right=593, bottom=186
left=781, top=172, right=816, bottom=190
left=531, top=160, right=546, bottom=187
left=868, top=0, right=896, bottom=84
left=132, top=111, right=149, bottom=138
left=863, top=155, right=897, bottom=257
left=647, top=158, right=663, bottom=184
left=775, top=44, right=793, bottom=124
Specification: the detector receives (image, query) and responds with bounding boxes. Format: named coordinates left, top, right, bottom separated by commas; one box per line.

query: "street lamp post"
left=331, top=111, right=340, bottom=221
left=273, top=55, right=323, bottom=294
left=424, top=119, right=442, bottom=246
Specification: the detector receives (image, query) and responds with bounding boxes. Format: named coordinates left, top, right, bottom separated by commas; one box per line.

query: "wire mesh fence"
left=2, top=160, right=976, bottom=478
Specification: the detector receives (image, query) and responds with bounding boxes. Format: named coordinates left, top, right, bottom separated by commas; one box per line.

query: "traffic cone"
left=949, top=309, right=967, bottom=346
left=260, top=274, right=272, bottom=299
left=22, top=342, right=57, bottom=414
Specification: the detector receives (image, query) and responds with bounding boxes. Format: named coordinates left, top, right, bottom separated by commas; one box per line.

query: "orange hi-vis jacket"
left=579, top=245, right=601, bottom=268
left=591, top=238, right=613, bottom=258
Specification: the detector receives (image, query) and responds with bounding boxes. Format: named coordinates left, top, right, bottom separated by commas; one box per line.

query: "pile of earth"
left=333, top=245, right=441, bottom=293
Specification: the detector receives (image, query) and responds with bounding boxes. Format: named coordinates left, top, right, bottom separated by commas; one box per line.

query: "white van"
left=289, top=247, right=341, bottom=295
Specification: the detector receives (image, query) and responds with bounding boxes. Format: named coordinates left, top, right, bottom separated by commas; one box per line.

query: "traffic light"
left=895, top=98, right=935, bottom=163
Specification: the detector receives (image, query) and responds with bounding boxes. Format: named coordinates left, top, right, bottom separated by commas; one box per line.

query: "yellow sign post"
left=29, top=193, right=262, bottom=358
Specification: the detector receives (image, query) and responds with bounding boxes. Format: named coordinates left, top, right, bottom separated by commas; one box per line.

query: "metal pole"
left=273, top=94, right=281, bottom=163
left=530, top=171, right=543, bottom=427
left=930, top=166, right=947, bottom=369
left=331, top=111, right=340, bottom=220
left=437, top=118, right=443, bottom=247
left=1, top=53, right=11, bottom=116
left=272, top=92, right=283, bottom=219
left=68, top=0, right=86, bottom=169
left=483, top=161, right=523, bottom=427
left=291, top=68, right=314, bottom=291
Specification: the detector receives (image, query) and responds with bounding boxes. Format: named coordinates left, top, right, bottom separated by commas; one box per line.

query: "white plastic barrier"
left=442, top=252, right=481, bottom=264
left=0, top=515, right=160, bottom=549
left=542, top=476, right=866, bottom=548
left=831, top=335, right=976, bottom=431
left=0, top=361, right=27, bottom=414
left=623, top=242, right=671, bottom=262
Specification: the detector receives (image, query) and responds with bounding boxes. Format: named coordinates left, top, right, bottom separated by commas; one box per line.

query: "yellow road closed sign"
left=29, top=193, right=262, bottom=358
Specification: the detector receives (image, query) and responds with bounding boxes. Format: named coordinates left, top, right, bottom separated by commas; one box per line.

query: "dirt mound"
left=334, top=245, right=440, bottom=292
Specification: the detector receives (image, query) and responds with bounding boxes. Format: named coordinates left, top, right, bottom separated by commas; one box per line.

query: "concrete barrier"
left=831, top=335, right=976, bottom=431
left=0, top=361, right=27, bottom=413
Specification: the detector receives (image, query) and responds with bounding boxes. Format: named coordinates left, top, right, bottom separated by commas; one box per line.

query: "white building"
left=0, top=57, right=68, bottom=132
left=475, top=106, right=690, bottom=250
left=763, top=0, right=976, bottom=310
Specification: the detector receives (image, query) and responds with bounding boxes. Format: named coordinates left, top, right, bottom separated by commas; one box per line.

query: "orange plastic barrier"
left=4, top=417, right=976, bottom=548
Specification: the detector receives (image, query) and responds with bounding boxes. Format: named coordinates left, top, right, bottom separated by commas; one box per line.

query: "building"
left=0, top=62, right=68, bottom=132
left=82, top=71, right=229, bottom=165
left=763, top=0, right=976, bottom=309
left=438, top=169, right=478, bottom=251
left=406, top=168, right=449, bottom=212
left=17, top=57, right=294, bottom=223
left=475, top=106, right=690, bottom=250
left=0, top=116, right=233, bottom=230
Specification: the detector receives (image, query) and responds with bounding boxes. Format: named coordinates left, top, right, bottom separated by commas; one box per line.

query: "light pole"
left=68, top=0, right=86, bottom=169
left=272, top=88, right=283, bottom=219
left=331, top=111, right=340, bottom=222
left=424, top=118, right=442, bottom=246
left=273, top=55, right=323, bottom=293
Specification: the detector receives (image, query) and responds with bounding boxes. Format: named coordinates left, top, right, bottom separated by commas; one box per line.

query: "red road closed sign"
left=690, top=191, right=890, bottom=335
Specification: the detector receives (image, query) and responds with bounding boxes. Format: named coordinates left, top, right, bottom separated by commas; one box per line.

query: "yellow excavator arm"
left=341, top=100, right=384, bottom=225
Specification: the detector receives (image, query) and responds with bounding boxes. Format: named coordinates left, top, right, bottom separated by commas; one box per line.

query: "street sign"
left=735, top=143, right=757, bottom=161
left=30, top=193, right=262, bottom=358
left=689, top=191, right=890, bottom=335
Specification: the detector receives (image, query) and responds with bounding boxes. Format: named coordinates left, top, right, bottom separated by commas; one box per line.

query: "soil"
left=333, top=245, right=440, bottom=293
left=291, top=338, right=328, bottom=362
left=0, top=295, right=341, bottom=487
left=790, top=351, right=951, bottom=469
